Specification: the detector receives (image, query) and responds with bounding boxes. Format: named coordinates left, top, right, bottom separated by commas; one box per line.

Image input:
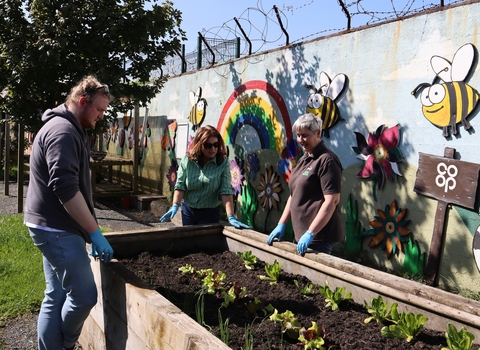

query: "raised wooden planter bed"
left=79, top=224, right=480, bottom=349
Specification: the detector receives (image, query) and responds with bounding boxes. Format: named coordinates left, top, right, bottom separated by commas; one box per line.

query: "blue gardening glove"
left=160, top=204, right=179, bottom=222
left=228, top=214, right=251, bottom=229
left=297, top=230, right=315, bottom=256
left=267, top=223, right=286, bottom=245
left=90, top=228, right=114, bottom=263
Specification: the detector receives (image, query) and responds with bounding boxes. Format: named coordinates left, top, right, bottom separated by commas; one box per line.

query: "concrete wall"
left=106, top=1, right=480, bottom=292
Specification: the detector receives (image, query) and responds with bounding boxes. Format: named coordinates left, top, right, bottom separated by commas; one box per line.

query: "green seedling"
left=258, top=259, right=282, bottom=285
left=442, top=323, right=478, bottom=350
left=243, top=297, right=274, bottom=319
left=364, top=295, right=398, bottom=324
left=297, top=321, right=327, bottom=350
left=381, top=309, right=428, bottom=342
left=221, top=281, right=248, bottom=308
left=293, top=279, right=315, bottom=295
left=269, top=308, right=302, bottom=339
left=236, top=250, right=258, bottom=270
left=318, top=280, right=352, bottom=311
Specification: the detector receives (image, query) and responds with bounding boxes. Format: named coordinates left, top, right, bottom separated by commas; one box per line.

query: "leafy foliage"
left=0, top=0, right=186, bottom=132
left=297, top=321, right=327, bottom=350
left=269, top=309, right=302, bottom=339
left=364, top=295, right=398, bottom=324
left=317, top=280, right=352, bottom=311
left=258, top=259, right=282, bottom=285
left=236, top=250, right=257, bottom=270
left=293, top=279, right=315, bottom=295
left=442, top=323, right=478, bottom=350
left=381, top=309, right=428, bottom=342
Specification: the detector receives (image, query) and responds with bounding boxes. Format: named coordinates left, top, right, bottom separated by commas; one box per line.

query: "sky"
left=169, top=0, right=459, bottom=54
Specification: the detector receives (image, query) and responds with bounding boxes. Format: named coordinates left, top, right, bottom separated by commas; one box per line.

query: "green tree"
left=0, top=0, right=185, bottom=132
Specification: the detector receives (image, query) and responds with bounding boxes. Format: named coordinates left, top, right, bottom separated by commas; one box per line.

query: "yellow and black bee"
left=305, top=71, right=347, bottom=138
left=188, top=87, right=207, bottom=131
left=412, top=43, right=479, bottom=137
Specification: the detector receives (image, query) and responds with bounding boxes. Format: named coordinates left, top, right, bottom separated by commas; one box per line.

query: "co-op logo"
left=435, top=162, right=458, bottom=192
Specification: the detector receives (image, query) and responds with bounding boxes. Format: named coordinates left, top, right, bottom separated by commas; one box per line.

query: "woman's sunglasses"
left=204, top=142, right=219, bottom=149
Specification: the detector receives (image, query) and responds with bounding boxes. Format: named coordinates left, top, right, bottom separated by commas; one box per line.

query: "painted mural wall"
left=106, top=1, right=480, bottom=292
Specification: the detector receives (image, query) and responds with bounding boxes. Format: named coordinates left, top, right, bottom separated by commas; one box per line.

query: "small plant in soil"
left=269, top=309, right=302, bottom=339
left=442, top=323, right=478, bottom=350
left=297, top=321, right=327, bottom=350
left=317, top=280, right=352, bottom=311
left=258, top=259, right=282, bottom=284
left=381, top=309, right=428, bottom=342
left=293, top=279, right=315, bottom=296
left=364, top=295, right=398, bottom=324
left=236, top=250, right=258, bottom=270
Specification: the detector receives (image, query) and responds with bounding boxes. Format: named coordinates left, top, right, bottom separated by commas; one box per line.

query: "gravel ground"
left=0, top=181, right=171, bottom=349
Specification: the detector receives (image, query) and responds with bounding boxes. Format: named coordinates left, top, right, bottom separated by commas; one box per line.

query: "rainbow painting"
left=217, top=80, right=292, bottom=152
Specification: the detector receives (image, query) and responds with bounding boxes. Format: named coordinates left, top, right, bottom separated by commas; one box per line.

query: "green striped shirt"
left=174, top=155, right=234, bottom=208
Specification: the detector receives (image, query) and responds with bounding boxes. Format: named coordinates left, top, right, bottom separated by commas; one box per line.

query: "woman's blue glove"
left=90, top=228, right=114, bottom=263
left=297, top=230, right=315, bottom=256
left=228, top=214, right=251, bottom=229
left=267, top=223, right=286, bottom=245
left=160, top=203, right=179, bottom=222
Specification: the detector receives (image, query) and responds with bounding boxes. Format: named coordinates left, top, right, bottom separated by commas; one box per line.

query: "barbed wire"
left=159, top=0, right=467, bottom=77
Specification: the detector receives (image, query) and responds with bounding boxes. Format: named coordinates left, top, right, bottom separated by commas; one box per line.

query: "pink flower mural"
left=353, top=124, right=403, bottom=190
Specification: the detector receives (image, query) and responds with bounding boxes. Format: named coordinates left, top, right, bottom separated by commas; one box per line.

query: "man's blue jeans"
left=29, top=228, right=97, bottom=350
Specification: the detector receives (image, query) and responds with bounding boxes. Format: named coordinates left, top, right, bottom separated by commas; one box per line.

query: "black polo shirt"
left=289, top=140, right=343, bottom=243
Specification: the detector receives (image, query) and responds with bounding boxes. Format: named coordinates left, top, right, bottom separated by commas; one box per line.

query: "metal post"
left=17, top=122, right=24, bottom=213
left=235, top=37, right=240, bottom=59
left=197, top=35, right=202, bottom=70
left=4, top=114, right=10, bottom=196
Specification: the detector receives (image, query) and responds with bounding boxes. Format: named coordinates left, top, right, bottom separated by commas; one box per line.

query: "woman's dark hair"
left=187, top=125, right=227, bottom=165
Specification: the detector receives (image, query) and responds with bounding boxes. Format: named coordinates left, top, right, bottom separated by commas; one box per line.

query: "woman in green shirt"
left=160, top=125, right=250, bottom=228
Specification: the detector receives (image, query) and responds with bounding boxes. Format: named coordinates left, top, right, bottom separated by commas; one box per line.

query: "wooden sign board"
left=414, top=148, right=480, bottom=285
left=414, top=152, right=480, bottom=209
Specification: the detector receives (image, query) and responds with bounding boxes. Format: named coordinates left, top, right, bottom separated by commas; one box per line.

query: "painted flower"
left=278, top=139, right=303, bottom=183
left=359, top=200, right=411, bottom=259
left=230, top=157, right=244, bottom=197
left=166, top=160, right=179, bottom=187
left=255, top=165, right=283, bottom=210
left=247, top=152, right=260, bottom=180
left=353, top=124, right=403, bottom=190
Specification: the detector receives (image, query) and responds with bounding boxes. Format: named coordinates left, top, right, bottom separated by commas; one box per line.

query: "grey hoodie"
left=24, top=104, right=96, bottom=243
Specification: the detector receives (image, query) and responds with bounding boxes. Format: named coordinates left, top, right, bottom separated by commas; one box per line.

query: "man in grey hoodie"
left=24, top=75, right=114, bottom=350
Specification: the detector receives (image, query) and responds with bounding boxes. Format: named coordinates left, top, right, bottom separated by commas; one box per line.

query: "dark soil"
left=118, top=249, right=451, bottom=350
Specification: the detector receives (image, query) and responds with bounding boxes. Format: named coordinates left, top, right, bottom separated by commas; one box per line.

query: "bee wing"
left=189, top=90, right=197, bottom=106
left=319, top=71, right=331, bottom=95
left=431, top=55, right=452, bottom=82
left=326, top=74, right=347, bottom=101
left=451, top=43, right=475, bottom=82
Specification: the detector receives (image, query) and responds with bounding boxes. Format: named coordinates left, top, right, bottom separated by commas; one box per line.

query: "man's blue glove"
left=160, top=203, right=179, bottom=222
left=297, top=230, right=315, bottom=256
left=90, top=228, right=114, bottom=263
left=228, top=214, right=251, bottom=229
left=267, top=223, right=286, bottom=245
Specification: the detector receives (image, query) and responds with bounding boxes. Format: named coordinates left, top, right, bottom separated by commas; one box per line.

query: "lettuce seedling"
left=381, top=310, right=428, bottom=342
left=318, top=280, right=352, bottom=311
left=236, top=250, right=258, bottom=270
left=297, top=321, right=327, bottom=350
left=243, top=297, right=274, bottom=318
left=221, top=281, right=248, bottom=308
left=442, top=323, right=478, bottom=350
left=364, top=295, right=398, bottom=324
left=269, top=309, right=302, bottom=339
left=258, top=259, right=282, bottom=285
left=294, top=279, right=315, bottom=295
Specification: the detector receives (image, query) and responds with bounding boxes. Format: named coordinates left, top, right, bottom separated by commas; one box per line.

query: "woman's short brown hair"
left=187, top=125, right=227, bottom=165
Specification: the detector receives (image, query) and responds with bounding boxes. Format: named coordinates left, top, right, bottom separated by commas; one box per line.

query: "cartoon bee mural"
left=305, top=71, right=347, bottom=138
left=189, top=87, right=207, bottom=131
left=411, top=43, right=479, bottom=137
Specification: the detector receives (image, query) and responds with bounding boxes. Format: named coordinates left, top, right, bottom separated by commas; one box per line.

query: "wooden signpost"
left=414, top=147, right=480, bottom=286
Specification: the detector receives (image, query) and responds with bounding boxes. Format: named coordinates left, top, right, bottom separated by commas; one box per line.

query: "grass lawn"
left=0, top=214, right=44, bottom=319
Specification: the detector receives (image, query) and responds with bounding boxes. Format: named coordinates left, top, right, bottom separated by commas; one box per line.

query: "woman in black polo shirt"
left=267, top=113, right=343, bottom=255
